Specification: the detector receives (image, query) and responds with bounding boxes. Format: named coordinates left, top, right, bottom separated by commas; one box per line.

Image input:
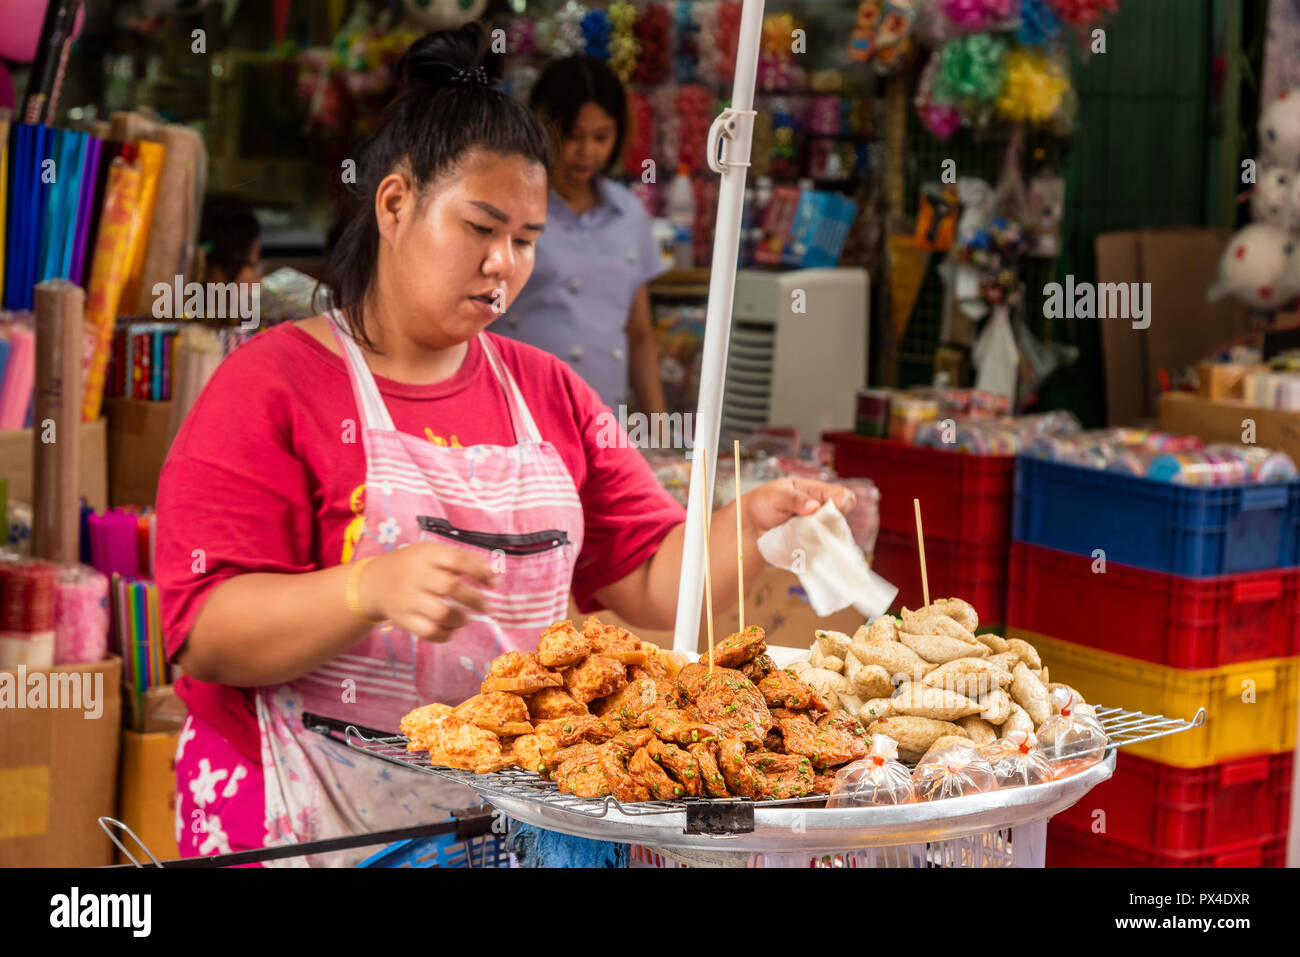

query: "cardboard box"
left=106, top=398, right=174, bottom=508
left=568, top=566, right=864, bottom=656
left=1198, top=362, right=1270, bottom=401
left=1159, top=391, right=1300, bottom=464
left=1096, top=229, right=1253, bottom=426
left=116, top=729, right=180, bottom=865
left=0, top=417, right=108, bottom=511
left=124, top=683, right=186, bottom=734
left=0, top=656, right=122, bottom=866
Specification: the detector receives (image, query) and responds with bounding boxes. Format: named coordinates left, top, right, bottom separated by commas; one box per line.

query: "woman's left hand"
left=743, top=477, right=858, bottom=535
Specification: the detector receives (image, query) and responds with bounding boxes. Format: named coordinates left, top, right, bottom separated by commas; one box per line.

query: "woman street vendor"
left=156, top=24, right=853, bottom=866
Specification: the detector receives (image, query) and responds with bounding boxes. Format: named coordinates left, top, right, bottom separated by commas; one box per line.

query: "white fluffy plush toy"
left=1208, top=223, right=1297, bottom=310
left=403, top=0, right=488, bottom=31
left=1253, top=167, right=1296, bottom=231
left=1260, top=88, right=1300, bottom=171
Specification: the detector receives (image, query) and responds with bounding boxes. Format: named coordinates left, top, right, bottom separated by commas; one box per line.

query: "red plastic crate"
left=1047, top=826, right=1287, bottom=868
left=1008, top=542, right=1300, bottom=668
left=825, top=432, right=1014, bottom=546
left=872, top=527, right=1008, bottom=626
left=1052, top=751, right=1293, bottom=855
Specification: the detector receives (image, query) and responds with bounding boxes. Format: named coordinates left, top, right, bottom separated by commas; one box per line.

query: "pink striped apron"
left=252, top=314, right=584, bottom=866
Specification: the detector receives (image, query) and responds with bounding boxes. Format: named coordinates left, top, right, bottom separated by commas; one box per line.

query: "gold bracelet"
left=345, top=557, right=384, bottom=625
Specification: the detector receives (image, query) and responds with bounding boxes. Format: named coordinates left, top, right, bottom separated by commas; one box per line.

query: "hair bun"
left=396, top=22, right=503, bottom=94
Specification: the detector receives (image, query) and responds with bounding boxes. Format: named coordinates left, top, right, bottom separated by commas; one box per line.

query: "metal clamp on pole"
left=707, top=107, right=758, bottom=174
left=98, top=816, right=163, bottom=868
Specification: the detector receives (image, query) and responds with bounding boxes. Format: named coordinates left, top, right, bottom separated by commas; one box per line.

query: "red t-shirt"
left=156, top=323, right=685, bottom=764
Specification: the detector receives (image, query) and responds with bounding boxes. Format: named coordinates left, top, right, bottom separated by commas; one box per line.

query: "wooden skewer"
left=702, top=447, right=716, bottom=673
left=734, top=439, right=744, bottom=633
left=914, top=498, right=930, bottom=608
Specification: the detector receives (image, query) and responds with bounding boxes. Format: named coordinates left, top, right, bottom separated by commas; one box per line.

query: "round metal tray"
left=478, top=750, right=1116, bottom=854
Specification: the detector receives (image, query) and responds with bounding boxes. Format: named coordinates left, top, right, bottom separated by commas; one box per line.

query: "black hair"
left=527, top=56, right=627, bottom=176
left=323, top=22, right=551, bottom=350
left=199, top=193, right=260, bottom=279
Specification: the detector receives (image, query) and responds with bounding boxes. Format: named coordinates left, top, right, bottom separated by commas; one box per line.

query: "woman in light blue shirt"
left=496, top=56, right=668, bottom=416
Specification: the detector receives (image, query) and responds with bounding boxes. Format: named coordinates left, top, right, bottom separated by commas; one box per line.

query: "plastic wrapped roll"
left=53, top=563, right=108, bottom=665
left=1204, top=443, right=1299, bottom=483
left=1147, top=452, right=1249, bottom=486
left=888, top=396, right=940, bottom=443
left=0, top=558, right=58, bottom=667
left=854, top=388, right=891, bottom=438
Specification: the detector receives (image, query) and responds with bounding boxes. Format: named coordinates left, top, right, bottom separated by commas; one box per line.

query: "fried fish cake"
left=600, top=739, right=652, bottom=803
left=646, top=738, right=702, bottom=797
left=644, top=708, right=723, bottom=747
left=481, top=652, right=564, bottom=694
left=747, top=751, right=815, bottom=799
left=689, top=741, right=730, bottom=797
left=628, top=644, right=669, bottom=681
left=811, top=771, right=838, bottom=795
left=582, top=617, right=651, bottom=666
left=553, top=713, right=622, bottom=746
left=400, top=703, right=454, bottom=747
left=547, top=741, right=604, bottom=778
left=700, top=625, right=767, bottom=668
left=562, top=654, right=629, bottom=703
left=676, top=662, right=713, bottom=701
left=554, top=747, right=613, bottom=798
left=453, top=692, right=534, bottom=736
left=718, top=739, right=765, bottom=799
left=757, top=668, right=827, bottom=711
left=594, top=677, right=663, bottom=727
left=815, top=710, right=870, bottom=765
left=537, top=620, right=592, bottom=668
left=771, top=708, right=864, bottom=770
left=628, top=746, right=682, bottom=800
left=693, top=670, right=773, bottom=748
left=506, top=732, right=558, bottom=776
left=407, top=712, right=510, bottom=774
left=526, top=686, right=588, bottom=721
left=740, top=653, right=776, bottom=682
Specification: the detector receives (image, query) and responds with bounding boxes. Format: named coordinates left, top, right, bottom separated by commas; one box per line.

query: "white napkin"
left=756, top=500, right=898, bottom=619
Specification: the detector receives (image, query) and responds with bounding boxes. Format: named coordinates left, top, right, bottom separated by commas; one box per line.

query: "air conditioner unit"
left=723, top=268, right=869, bottom=441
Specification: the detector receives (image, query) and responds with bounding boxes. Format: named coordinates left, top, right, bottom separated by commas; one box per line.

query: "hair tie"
left=450, top=65, right=491, bottom=86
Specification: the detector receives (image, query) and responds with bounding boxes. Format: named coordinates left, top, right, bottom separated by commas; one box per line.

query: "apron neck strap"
left=328, top=311, right=542, bottom=444
left=479, top=334, right=542, bottom=444
left=329, top=311, right=396, bottom=433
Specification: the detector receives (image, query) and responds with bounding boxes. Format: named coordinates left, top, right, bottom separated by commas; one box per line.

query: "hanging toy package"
left=912, top=740, right=998, bottom=801
left=1036, top=687, right=1108, bottom=777
left=827, top=734, right=915, bottom=807
left=981, top=729, right=1053, bottom=789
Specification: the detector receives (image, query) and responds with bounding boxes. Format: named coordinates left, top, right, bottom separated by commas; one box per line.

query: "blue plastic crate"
left=1012, top=457, right=1300, bottom=577
left=355, top=832, right=511, bottom=868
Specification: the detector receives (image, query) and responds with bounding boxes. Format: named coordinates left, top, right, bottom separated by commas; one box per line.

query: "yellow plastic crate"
left=1008, top=629, right=1299, bottom=768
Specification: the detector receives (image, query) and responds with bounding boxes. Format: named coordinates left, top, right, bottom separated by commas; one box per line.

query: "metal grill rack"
left=306, top=704, right=1203, bottom=856
left=304, top=712, right=828, bottom=824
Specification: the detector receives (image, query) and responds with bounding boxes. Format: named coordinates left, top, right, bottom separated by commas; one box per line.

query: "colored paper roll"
left=81, top=157, right=141, bottom=422
left=53, top=562, right=108, bottom=665
left=117, top=139, right=166, bottom=312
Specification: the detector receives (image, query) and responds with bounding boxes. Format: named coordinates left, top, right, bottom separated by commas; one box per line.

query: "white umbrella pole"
left=671, top=0, right=765, bottom=653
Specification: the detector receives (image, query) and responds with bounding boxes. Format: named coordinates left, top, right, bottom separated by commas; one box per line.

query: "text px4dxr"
left=1201, top=894, right=1250, bottom=906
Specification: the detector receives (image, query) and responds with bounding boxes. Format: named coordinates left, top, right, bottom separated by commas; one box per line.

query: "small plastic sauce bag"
left=981, top=730, right=1053, bottom=789
left=1036, top=688, right=1108, bottom=776
left=827, top=734, right=915, bottom=807
left=911, top=741, right=997, bottom=801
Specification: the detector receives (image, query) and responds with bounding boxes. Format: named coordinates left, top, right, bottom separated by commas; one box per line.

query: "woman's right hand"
left=362, top=543, right=497, bottom=642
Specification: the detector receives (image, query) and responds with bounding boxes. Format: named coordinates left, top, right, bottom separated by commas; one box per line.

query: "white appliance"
left=723, top=267, right=869, bottom=441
